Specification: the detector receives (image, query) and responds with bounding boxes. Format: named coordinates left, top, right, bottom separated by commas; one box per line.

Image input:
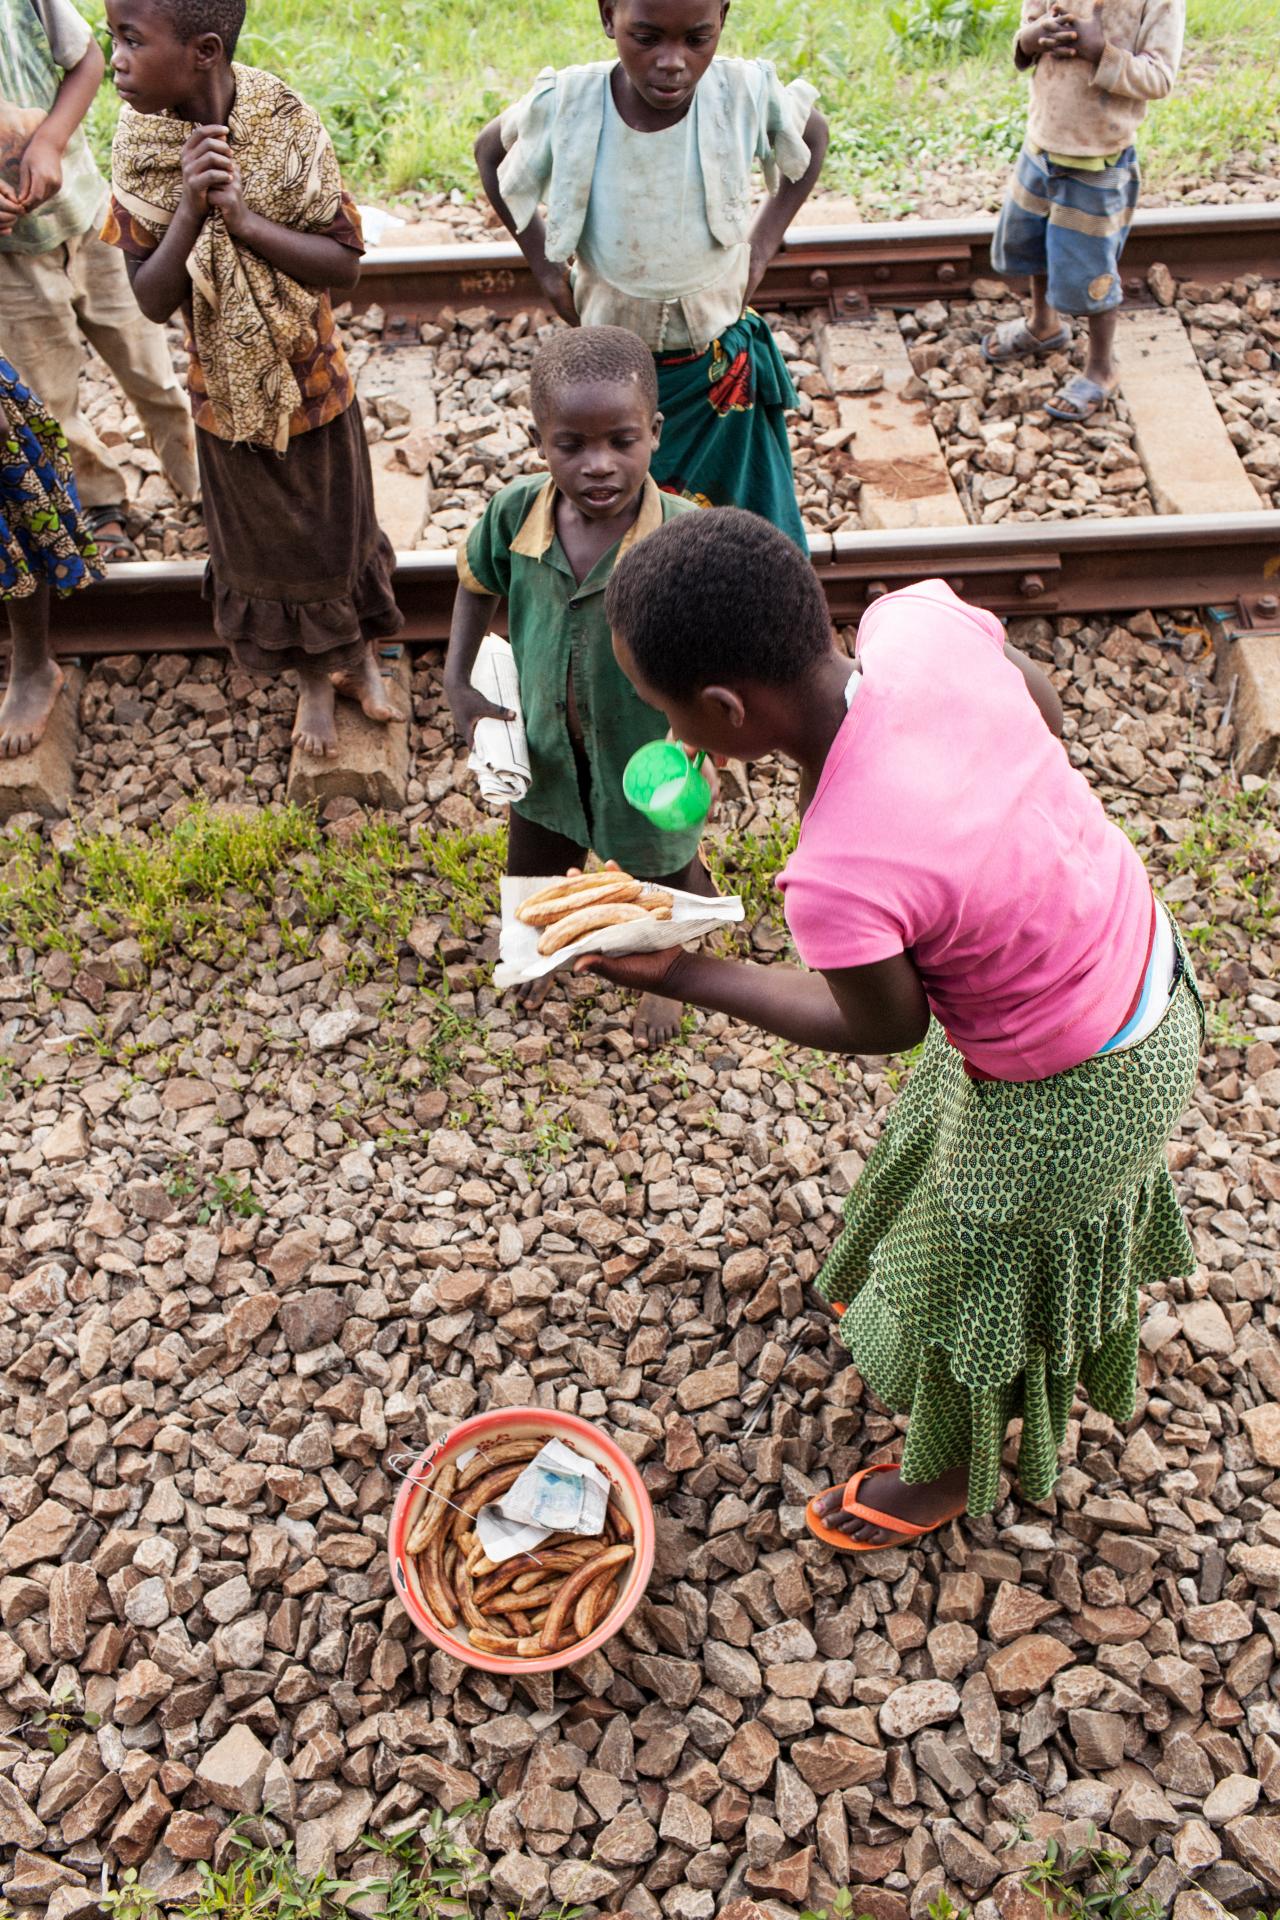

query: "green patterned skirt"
left=818, top=961, right=1203, bottom=1516
left=652, top=312, right=807, bottom=552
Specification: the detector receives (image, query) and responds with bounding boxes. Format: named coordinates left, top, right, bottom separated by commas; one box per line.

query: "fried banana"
left=537, top=900, right=651, bottom=957
left=538, top=1543, right=634, bottom=1653
left=406, top=1462, right=458, bottom=1555
left=455, top=1437, right=545, bottom=1489
left=517, top=872, right=642, bottom=926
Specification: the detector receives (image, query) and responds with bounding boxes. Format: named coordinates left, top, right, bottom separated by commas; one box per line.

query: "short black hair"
left=149, top=0, right=246, bottom=55
left=605, top=507, right=830, bottom=695
left=529, top=325, right=658, bottom=426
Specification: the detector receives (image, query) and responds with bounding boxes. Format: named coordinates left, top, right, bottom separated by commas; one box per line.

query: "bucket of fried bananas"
left=493, top=868, right=743, bottom=990
left=388, top=1408, right=655, bottom=1673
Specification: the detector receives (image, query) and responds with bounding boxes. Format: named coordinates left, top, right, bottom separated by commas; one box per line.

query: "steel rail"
left=354, top=203, right=1280, bottom=324
left=52, top=510, right=1280, bottom=656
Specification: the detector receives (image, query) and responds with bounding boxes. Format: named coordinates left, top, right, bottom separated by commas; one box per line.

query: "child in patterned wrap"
left=101, top=0, right=403, bottom=760
left=0, top=351, right=104, bottom=756
left=576, top=507, right=1203, bottom=1549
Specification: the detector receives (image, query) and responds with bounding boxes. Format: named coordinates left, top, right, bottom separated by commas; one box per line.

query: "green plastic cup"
left=622, top=741, right=711, bottom=832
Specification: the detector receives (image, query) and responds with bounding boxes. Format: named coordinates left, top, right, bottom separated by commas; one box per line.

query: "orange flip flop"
left=805, top=1461, right=966, bottom=1553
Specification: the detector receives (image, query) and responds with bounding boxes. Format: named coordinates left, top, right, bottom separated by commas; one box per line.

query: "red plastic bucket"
left=388, top=1406, right=655, bottom=1675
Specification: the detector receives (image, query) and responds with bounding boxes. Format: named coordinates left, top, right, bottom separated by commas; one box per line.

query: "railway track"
left=52, top=202, right=1280, bottom=658
left=354, top=202, right=1280, bottom=326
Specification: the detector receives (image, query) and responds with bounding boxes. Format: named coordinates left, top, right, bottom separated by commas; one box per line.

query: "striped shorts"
left=992, top=143, right=1140, bottom=315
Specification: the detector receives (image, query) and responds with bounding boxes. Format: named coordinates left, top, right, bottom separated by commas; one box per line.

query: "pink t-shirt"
left=778, top=581, right=1155, bottom=1081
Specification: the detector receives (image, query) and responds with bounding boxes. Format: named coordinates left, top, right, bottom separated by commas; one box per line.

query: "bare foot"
left=516, top=974, right=556, bottom=1013
left=634, top=991, right=682, bottom=1047
left=292, top=675, right=338, bottom=757
left=0, top=661, right=64, bottom=758
left=332, top=648, right=401, bottom=724
left=812, top=1463, right=969, bottom=1547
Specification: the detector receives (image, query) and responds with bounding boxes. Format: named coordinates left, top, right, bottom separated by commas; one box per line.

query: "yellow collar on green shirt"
left=508, top=473, right=667, bottom=562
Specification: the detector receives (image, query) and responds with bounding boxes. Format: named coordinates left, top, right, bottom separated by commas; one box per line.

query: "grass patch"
left=804, top=1825, right=1168, bottom=1920
left=1167, top=776, right=1279, bottom=948
left=706, top=817, right=799, bottom=947
left=167, top=1161, right=266, bottom=1224
left=90, top=1813, right=587, bottom=1920
left=79, top=0, right=1278, bottom=210
left=0, top=801, right=507, bottom=974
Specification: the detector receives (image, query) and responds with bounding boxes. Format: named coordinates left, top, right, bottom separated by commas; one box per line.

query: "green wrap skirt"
left=818, top=951, right=1204, bottom=1516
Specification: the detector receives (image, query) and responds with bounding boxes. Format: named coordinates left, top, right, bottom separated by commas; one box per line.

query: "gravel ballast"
left=2, top=600, right=1280, bottom=1918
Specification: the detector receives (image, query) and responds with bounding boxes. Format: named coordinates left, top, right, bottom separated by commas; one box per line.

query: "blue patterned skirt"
left=1, top=353, right=104, bottom=600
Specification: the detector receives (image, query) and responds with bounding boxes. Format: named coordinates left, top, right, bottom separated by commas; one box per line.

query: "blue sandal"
left=1045, top=374, right=1114, bottom=422
left=982, top=318, right=1071, bottom=365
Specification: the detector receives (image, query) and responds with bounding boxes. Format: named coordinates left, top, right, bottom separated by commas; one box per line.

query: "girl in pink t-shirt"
left=581, top=508, right=1202, bottom=1549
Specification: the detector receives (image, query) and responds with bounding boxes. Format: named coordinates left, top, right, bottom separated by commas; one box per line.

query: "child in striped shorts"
left=984, top=0, right=1184, bottom=424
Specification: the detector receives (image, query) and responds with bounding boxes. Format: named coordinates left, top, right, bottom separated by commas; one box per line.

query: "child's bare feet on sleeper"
left=293, top=671, right=338, bottom=757
left=0, top=658, right=64, bottom=758
left=634, top=991, right=683, bottom=1047
left=332, top=646, right=401, bottom=724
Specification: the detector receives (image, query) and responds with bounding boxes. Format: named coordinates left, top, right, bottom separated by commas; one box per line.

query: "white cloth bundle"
left=467, top=634, right=530, bottom=807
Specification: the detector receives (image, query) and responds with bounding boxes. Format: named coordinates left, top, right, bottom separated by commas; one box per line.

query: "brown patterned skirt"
left=196, top=399, right=403, bottom=676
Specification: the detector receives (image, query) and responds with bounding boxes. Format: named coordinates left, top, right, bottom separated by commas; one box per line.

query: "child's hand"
left=180, top=125, right=234, bottom=217
left=565, top=863, right=687, bottom=993
left=536, top=262, right=578, bottom=327
left=1018, top=11, right=1075, bottom=57
left=1060, top=4, right=1106, bottom=61
left=0, top=179, right=22, bottom=235
left=446, top=679, right=515, bottom=747
left=745, top=234, right=771, bottom=306
left=207, top=158, right=250, bottom=235
left=572, top=946, right=685, bottom=993
left=17, top=130, right=63, bottom=211
left=669, top=736, right=724, bottom=820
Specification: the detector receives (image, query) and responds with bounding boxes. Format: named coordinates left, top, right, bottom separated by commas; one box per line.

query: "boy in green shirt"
left=446, top=325, right=715, bottom=1046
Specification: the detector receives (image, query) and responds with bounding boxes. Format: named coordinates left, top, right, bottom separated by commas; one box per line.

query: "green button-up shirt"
left=458, top=472, right=702, bottom=874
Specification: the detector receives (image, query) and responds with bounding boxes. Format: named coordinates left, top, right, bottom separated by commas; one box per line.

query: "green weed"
left=359, top=1808, right=489, bottom=1917
left=187, top=1830, right=354, bottom=1920
left=1167, top=776, right=1279, bottom=953
left=882, top=1038, right=926, bottom=1092
left=521, top=1112, right=578, bottom=1167
left=888, top=0, right=1016, bottom=63
left=1022, top=1830, right=1164, bottom=1920
left=706, top=819, right=800, bottom=948
left=18, top=1695, right=101, bottom=1757
left=801, top=1890, right=876, bottom=1920
left=165, top=1161, right=198, bottom=1203
left=418, top=824, right=508, bottom=937
left=412, top=987, right=490, bottom=1087
left=1204, top=1004, right=1252, bottom=1050
left=199, top=1173, right=265, bottom=1226
left=803, top=1894, right=969, bottom=1920
left=803, top=1833, right=1165, bottom=1920
left=0, top=829, right=71, bottom=956
left=100, top=1869, right=161, bottom=1920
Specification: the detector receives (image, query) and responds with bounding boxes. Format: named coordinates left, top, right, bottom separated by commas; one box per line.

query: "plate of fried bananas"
left=494, top=868, right=743, bottom=989
left=389, top=1409, right=655, bottom=1674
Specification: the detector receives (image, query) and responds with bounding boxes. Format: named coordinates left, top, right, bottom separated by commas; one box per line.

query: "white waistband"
left=1096, top=905, right=1177, bottom=1056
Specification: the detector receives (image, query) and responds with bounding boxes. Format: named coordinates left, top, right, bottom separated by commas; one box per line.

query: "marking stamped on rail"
left=459, top=270, right=519, bottom=295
